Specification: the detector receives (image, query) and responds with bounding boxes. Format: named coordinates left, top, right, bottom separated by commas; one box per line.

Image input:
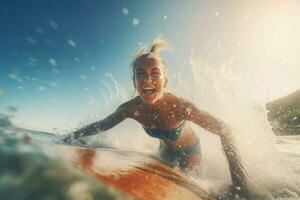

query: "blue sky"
left=1, top=0, right=300, bottom=131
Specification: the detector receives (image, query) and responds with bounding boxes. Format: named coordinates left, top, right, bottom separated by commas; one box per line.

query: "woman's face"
left=134, top=58, right=167, bottom=105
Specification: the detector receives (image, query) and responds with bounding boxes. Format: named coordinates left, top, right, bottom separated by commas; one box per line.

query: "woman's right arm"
left=181, top=100, right=249, bottom=195
left=71, top=103, right=130, bottom=139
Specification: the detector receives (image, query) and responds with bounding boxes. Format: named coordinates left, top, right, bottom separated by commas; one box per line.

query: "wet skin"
left=70, top=59, right=250, bottom=197
left=123, top=94, right=202, bottom=170
left=129, top=59, right=201, bottom=169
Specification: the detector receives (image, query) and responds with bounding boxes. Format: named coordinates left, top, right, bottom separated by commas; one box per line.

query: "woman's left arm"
left=182, top=100, right=249, bottom=194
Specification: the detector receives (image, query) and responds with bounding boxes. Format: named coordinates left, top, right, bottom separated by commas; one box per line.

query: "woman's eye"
left=152, top=72, right=161, bottom=77
left=136, top=72, right=145, bottom=77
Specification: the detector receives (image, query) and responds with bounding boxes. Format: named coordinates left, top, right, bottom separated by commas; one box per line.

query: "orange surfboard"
left=62, top=146, right=216, bottom=200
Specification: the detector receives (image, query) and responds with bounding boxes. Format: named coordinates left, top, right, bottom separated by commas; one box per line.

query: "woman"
left=64, top=39, right=255, bottom=199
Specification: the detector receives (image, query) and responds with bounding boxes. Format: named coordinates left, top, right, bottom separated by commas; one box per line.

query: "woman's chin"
left=143, top=99, right=156, bottom=105
left=139, top=92, right=163, bottom=105
left=141, top=96, right=158, bottom=105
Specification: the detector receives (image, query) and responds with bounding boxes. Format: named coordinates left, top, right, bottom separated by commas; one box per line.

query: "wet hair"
left=132, top=38, right=168, bottom=88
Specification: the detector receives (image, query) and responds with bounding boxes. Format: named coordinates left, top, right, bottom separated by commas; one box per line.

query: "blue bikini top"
left=143, top=122, right=185, bottom=141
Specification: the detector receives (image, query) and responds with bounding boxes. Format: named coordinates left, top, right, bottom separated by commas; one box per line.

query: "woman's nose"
left=143, top=74, right=152, bottom=82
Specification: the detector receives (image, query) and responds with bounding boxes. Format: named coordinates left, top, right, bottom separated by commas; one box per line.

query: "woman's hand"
left=58, top=133, right=86, bottom=145
left=227, top=183, right=249, bottom=200
left=60, top=134, right=72, bottom=144
left=225, top=179, right=274, bottom=200
left=246, top=180, right=274, bottom=200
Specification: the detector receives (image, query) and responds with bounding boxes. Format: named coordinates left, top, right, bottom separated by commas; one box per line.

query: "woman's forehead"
left=135, top=58, right=162, bottom=70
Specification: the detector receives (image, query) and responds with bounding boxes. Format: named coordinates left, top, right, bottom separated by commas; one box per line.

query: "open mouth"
left=142, top=87, right=156, bottom=96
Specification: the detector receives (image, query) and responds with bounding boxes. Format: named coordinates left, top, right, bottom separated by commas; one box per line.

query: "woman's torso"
left=127, top=93, right=199, bottom=149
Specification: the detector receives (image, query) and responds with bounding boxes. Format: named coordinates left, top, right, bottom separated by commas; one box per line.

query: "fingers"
left=78, top=138, right=86, bottom=145
left=62, top=135, right=72, bottom=143
left=60, top=134, right=76, bottom=144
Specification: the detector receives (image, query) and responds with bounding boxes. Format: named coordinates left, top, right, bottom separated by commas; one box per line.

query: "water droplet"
left=36, top=27, right=44, bottom=34
left=90, top=65, right=96, bottom=71
left=26, top=36, right=36, bottom=45
left=122, top=7, right=129, bottom=15
left=49, top=20, right=59, bottom=29
left=80, top=74, right=86, bottom=80
left=67, top=39, right=77, bottom=47
left=132, top=18, right=139, bottom=26
left=134, top=111, right=139, bottom=116
left=38, top=86, right=45, bottom=91
left=50, top=82, right=58, bottom=88
left=49, top=58, right=57, bottom=66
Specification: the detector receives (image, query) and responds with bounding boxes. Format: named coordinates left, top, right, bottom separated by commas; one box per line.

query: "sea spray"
left=76, top=76, right=160, bottom=153
left=73, top=52, right=300, bottom=199
left=174, top=53, right=300, bottom=199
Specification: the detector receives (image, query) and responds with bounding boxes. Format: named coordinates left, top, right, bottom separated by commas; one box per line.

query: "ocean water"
left=0, top=114, right=134, bottom=200
left=86, top=53, right=300, bottom=200
left=0, top=113, right=299, bottom=200
left=1, top=54, right=299, bottom=200
left=173, top=55, right=300, bottom=199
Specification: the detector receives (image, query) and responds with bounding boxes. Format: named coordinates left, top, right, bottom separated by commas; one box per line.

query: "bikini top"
left=143, top=122, right=185, bottom=141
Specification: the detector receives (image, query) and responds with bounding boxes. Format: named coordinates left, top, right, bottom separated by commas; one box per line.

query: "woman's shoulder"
left=117, top=96, right=142, bottom=114
left=164, top=92, right=190, bottom=105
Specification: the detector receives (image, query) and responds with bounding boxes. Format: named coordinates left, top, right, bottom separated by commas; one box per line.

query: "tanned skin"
left=66, top=57, right=253, bottom=198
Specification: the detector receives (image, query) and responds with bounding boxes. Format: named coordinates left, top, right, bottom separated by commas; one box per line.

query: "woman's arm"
left=182, top=101, right=249, bottom=193
left=71, top=103, right=130, bottom=139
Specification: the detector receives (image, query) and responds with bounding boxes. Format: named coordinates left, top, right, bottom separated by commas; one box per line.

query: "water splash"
left=72, top=51, right=300, bottom=199
left=173, top=53, right=300, bottom=199
left=0, top=114, right=133, bottom=200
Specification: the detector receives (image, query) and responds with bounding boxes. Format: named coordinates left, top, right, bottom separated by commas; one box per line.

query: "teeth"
left=142, top=86, right=155, bottom=96
left=143, top=87, right=155, bottom=95
left=143, top=87, right=154, bottom=90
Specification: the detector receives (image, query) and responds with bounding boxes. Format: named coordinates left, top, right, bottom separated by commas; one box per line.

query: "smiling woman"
left=132, top=39, right=168, bottom=105
left=58, top=38, right=278, bottom=199
left=2, top=1, right=300, bottom=199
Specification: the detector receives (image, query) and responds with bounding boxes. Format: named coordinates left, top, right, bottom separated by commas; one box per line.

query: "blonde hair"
left=132, top=38, right=168, bottom=87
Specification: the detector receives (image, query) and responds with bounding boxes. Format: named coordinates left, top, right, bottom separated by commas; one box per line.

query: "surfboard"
left=61, top=146, right=216, bottom=200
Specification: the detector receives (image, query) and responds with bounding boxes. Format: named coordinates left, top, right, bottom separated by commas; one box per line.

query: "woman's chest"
left=131, top=106, right=184, bottom=129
